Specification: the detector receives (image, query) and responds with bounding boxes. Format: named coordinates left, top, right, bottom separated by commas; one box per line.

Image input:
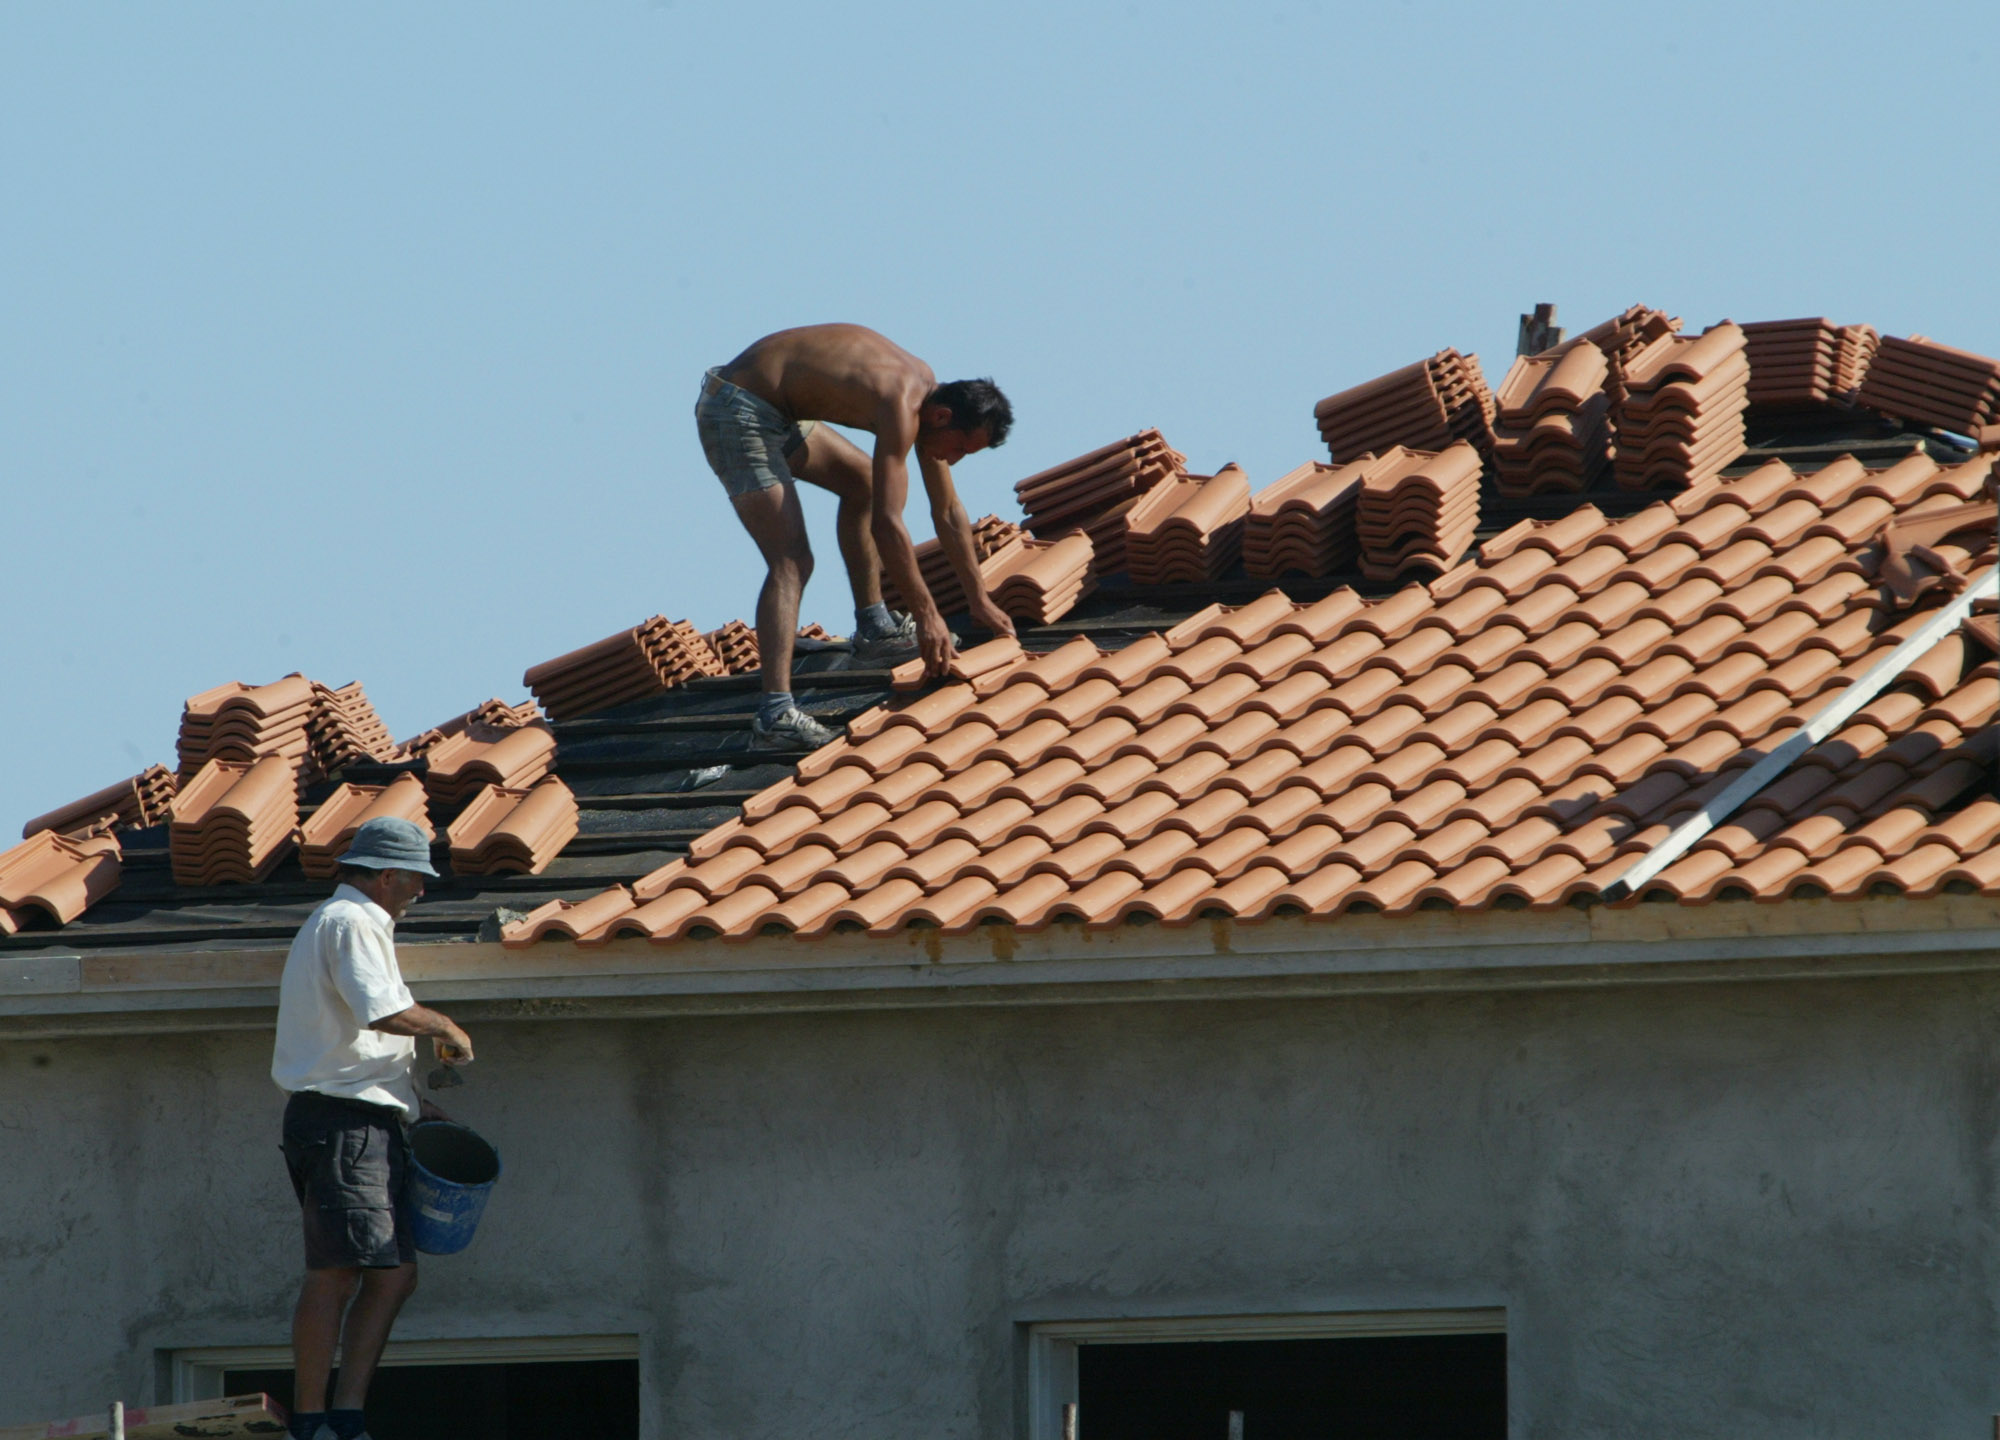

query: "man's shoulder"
left=304, top=893, right=390, bottom=940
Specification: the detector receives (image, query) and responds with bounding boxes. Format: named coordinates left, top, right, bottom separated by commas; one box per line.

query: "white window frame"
left=165, top=1333, right=641, bottom=1404
left=1023, top=1307, right=1505, bottom=1440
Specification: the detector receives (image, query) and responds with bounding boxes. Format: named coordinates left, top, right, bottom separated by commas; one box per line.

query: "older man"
left=695, top=323, right=1017, bottom=749
left=271, top=816, right=472, bottom=1440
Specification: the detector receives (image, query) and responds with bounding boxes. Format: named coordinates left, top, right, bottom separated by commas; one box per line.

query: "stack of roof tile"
left=1742, top=318, right=1879, bottom=409
left=1243, top=461, right=1365, bottom=580
left=703, top=620, right=760, bottom=676
left=169, top=755, right=300, bottom=885
left=881, top=515, right=1024, bottom=615
left=22, top=765, right=177, bottom=840
left=1356, top=443, right=1484, bottom=581
left=1014, top=431, right=1186, bottom=568
left=980, top=532, right=1097, bottom=625
left=1124, top=465, right=1254, bottom=585
left=0, top=830, right=122, bottom=934
left=298, top=774, right=434, bottom=879
left=1312, top=350, right=1496, bottom=465
left=505, top=445, right=2000, bottom=947
left=395, top=698, right=543, bottom=762
left=1492, top=339, right=1613, bottom=496
left=176, top=676, right=316, bottom=784
left=1612, top=322, right=1750, bottom=492
left=1576, top=304, right=1681, bottom=407
left=308, top=682, right=398, bottom=774
left=421, top=721, right=557, bottom=810
left=524, top=617, right=726, bottom=721
left=447, top=776, right=579, bottom=876
left=1855, top=334, right=2000, bottom=437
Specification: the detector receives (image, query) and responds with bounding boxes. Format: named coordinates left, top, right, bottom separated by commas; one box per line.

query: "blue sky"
left=3, top=0, right=1996, bottom=833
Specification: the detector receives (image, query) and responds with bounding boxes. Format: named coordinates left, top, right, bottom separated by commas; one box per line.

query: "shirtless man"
left=695, top=324, right=1017, bottom=749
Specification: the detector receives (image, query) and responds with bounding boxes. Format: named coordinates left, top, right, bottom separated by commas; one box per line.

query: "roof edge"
left=5, top=893, right=1999, bottom=1038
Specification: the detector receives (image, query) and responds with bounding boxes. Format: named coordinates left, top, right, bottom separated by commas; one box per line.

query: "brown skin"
left=289, top=866, right=474, bottom=1417
left=719, top=323, right=1016, bottom=686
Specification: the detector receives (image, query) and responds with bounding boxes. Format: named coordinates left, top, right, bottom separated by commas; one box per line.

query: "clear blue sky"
left=4, top=1, right=1996, bottom=834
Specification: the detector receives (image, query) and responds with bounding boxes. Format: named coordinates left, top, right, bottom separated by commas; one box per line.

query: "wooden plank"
left=0, top=1393, right=286, bottom=1440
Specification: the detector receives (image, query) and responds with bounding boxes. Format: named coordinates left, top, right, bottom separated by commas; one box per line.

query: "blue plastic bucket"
left=406, top=1120, right=501, bottom=1255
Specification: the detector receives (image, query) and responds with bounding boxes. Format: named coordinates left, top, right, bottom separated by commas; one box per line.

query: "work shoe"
left=311, top=1428, right=372, bottom=1440
left=851, top=610, right=919, bottom=663
left=750, top=704, right=838, bottom=751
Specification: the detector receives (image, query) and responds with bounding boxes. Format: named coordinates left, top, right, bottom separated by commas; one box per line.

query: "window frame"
left=1021, top=1307, right=1506, bottom=1440
left=163, top=1333, right=642, bottom=1404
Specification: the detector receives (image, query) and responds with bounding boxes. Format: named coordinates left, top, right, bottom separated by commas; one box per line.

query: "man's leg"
left=329, top=1263, right=420, bottom=1411
left=292, top=1267, right=360, bottom=1414
left=788, top=426, right=882, bottom=612
left=730, top=480, right=814, bottom=695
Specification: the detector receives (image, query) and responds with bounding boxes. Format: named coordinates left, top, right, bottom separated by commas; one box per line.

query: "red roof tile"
left=22, top=765, right=176, bottom=840
left=168, top=755, right=300, bottom=885
left=446, top=776, right=579, bottom=876
left=508, top=442, right=1999, bottom=948
left=0, top=830, right=122, bottom=930
left=298, top=774, right=434, bottom=879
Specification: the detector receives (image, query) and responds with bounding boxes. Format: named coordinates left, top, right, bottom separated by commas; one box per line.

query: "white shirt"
left=272, top=884, right=420, bottom=1120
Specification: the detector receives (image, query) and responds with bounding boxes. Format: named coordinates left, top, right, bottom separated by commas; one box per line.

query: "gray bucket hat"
left=339, top=816, right=440, bottom=877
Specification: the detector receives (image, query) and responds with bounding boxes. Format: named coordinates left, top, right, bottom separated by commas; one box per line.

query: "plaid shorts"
left=282, top=1089, right=416, bottom=1270
left=695, top=368, right=818, bottom=498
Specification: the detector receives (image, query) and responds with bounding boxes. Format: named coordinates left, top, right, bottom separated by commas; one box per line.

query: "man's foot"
left=311, top=1426, right=372, bottom=1440
left=750, top=704, right=838, bottom=751
left=851, top=610, right=919, bottom=663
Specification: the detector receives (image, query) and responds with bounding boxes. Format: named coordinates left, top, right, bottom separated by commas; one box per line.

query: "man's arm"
left=871, top=402, right=957, bottom=677
left=919, top=453, right=1016, bottom=640
left=372, top=1003, right=474, bottom=1064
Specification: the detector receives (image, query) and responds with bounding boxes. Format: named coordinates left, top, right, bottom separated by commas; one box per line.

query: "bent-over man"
left=271, top=816, right=473, bottom=1440
left=695, top=323, right=1017, bottom=748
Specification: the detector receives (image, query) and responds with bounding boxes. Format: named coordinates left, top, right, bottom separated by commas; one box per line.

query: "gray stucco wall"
left=4, top=971, right=1998, bottom=1437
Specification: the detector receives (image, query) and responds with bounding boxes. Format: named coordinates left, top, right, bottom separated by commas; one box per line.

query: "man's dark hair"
left=927, top=378, right=1013, bottom=447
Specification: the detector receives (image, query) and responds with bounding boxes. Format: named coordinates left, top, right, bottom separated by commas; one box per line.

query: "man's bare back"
left=720, top=324, right=934, bottom=435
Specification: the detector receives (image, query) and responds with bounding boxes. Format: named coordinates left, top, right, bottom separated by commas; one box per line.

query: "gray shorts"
left=695, top=367, right=819, bottom=498
left=282, top=1089, right=416, bottom=1270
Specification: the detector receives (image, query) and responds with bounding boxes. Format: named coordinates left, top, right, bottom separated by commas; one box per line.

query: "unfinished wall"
left=3, top=970, right=1998, bottom=1438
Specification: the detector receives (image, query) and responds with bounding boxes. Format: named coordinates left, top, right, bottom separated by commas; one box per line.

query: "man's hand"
left=918, top=608, right=957, bottom=679
left=433, top=1030, right=473, bottom=1065
left=967, top=593, right=1017, bottom=640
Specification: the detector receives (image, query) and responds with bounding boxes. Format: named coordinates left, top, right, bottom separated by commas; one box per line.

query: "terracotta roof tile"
left=524, top=616, right=726, bottom=721
left=23, top=765, right=178, bottom=840
left=446, top=776, right=579, bottom=876
left=297, top=775, right=433, bottom=879
left=0, top=830, right=122, bottom=930
left=169, top=755, right=300, bottom=885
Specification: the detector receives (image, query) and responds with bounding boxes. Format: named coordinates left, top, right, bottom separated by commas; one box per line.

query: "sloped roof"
left=11, top=304, right=2000, bottom=961
left=504, top=446, right=2000, bottom=946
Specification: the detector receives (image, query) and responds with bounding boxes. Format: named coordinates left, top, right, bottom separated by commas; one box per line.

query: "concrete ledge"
left=2, top=894, right=1998, bottom=1039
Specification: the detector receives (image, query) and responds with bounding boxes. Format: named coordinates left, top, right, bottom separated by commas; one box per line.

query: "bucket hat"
left=338, top=816, right=440, bottom=877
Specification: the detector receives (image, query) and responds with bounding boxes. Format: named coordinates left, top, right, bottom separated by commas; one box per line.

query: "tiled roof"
left=505, top=445, right=1998, bottom=946
left=882, top=514, right=1022, bottom=614
left=11, top=302, right=2000, bottom=958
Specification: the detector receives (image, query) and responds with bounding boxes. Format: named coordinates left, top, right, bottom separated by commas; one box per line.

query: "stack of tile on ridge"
left=395, top=698, right=543, bottom=761
left=880, top=514, right=1023, bottom=615
left=525, top=616, right=726, bottom=722
left=1612, top=321, right=1749, bottom=492
left=22, top=765, right=177, bottom=840
left=1742, top=318, right=1879, bottom=409
left=169, top=755, right=300, bottom=885
left=299, top=774, right=433, bottom=879
left=447, top=775, right=579, bottom=876
left=1015, top=431, right=1186, bottom=580
left=176, top=676, right=316, bottom=785
left=0, top=829, right=122, bottom=934
left=1575, top=304, right=1681, bottom=406
left=703, top=620, right=760, bottom=676
left=308, top=681, right=398, bottom=775
left=1242, top=460, right=1364, bottom=580
left=1856, top=334, right=2000, bottom=437
left=1356, top=442, right=1483, bottom=581
left=1312, top=349, right=1495, bottom=466
left=1123, top=464, right=1253, bottom=585
left=1491, top=338, right=1612, bottom=496
left=421, top=720, right=557, bottom=810
left=978, top=531, right=1096, bottom=625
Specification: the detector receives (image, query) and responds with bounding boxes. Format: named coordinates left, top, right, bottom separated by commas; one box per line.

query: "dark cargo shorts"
left=282, top=1089, right=416, bottom=1269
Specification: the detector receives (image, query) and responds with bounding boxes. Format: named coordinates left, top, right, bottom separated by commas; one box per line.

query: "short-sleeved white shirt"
left=272, top=884, right=419, bottom=1120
